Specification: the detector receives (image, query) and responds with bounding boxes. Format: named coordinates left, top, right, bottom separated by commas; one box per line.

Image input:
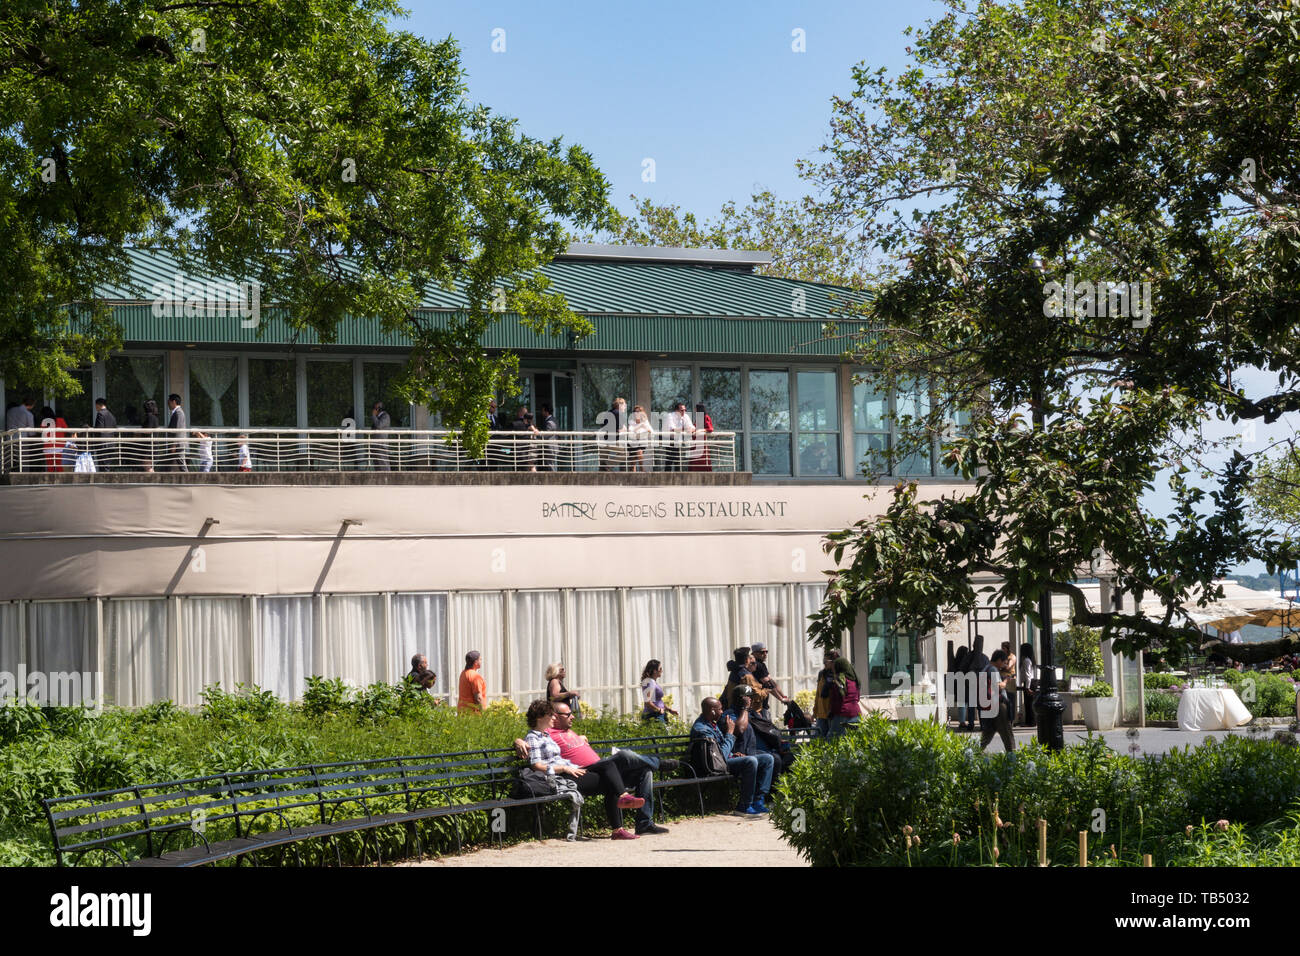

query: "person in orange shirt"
left=458, top=650, right=486, bottom=713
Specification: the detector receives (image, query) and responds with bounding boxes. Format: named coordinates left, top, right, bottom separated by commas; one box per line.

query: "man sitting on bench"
left=691, top=697, right=769, bottom=817
left=514, top=700, right=676, bottom=837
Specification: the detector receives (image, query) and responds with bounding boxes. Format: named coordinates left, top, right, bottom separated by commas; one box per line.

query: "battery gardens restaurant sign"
left=541, top=498, right=790, bottom=521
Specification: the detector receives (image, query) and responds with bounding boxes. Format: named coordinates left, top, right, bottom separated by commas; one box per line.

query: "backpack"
left=688, top=731, right=728, bottom=777
left=783, top=698, right=812, bottom=730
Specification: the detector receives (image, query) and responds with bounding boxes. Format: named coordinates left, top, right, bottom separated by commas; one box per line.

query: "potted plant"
left=1078, top=680, right=1117, bottom=731
left=895, top=690, right=937, bottom=722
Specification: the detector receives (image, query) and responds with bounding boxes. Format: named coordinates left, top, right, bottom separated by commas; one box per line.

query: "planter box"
left=1081, top=696, right=1117, bottom=731
left=896, top=704, right=937, bottom=722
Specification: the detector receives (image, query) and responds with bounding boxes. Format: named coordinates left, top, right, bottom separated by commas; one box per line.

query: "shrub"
left=0, top=701, right=50, bottom=745
left=1145, top=691, right=1180, bottom=721
left=1236, top=672, right=1298, bottom=718
left=1056, top=624, right=1104, bottom=677
left=794, top=690, right=817, bottom=713
left=200, top=683, right=286, bottom=723
left=896, top=691, right=935, bottom=706
left=774, top=721, right=1300, bottom=866
left=1144, top=673, right=1183, bottom=690
left=1079, top=681, right=1114, bottom=698
left=302, top=676, right=354, bottom=718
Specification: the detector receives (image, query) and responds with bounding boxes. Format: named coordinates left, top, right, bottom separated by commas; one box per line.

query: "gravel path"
left=399, top=814, right=807, bottom=867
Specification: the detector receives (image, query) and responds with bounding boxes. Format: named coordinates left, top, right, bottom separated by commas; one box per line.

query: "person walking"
left=978, top=649, right=1016, bottom=752
left=40, top=405, right=69, bottom=473
left=640, top=660, right=677, bottom=724
left=1018, top=642, right=1037, bottom=727
left=458, top=650, right=486, bottom=713
left=91, top=398, right=117, bottom=472
left=370, top=401, right=391, bottom=471
left=165, top=394, right=188, bottom=471
left=140, top=398, right=161, bottom=472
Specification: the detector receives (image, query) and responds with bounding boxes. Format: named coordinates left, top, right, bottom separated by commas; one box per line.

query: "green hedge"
left=0, top=684, right=687, bottom=866
left=772, top=714, right=1300, bottom=866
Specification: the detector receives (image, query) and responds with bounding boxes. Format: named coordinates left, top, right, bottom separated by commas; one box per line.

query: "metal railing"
left=0, top=426, right=737, bottom=474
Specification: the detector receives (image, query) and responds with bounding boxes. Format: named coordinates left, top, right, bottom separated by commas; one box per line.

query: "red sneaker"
left=611, top=827, right=639, bottom=840
left=616, top=794, right=646, bottom=810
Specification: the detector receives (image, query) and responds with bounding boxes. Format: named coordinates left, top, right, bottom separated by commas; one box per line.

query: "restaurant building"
left=0, top=244, right=992, bottom=712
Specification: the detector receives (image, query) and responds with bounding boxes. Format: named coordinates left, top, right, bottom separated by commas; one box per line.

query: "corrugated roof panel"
left=97, top=248, right=872, bottom=320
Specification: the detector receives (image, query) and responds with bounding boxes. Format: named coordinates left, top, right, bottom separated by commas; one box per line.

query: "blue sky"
left=399, top=1, right=1292, bottom=578
left=401, top=0, right=945, bottom=220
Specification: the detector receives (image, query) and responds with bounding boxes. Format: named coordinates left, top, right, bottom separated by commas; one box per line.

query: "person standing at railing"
left=538, top=403, right=559, bottom=471
left=628, top=405, right=654, bottom=472
left=6, top=396, right=35, bottom=471
left=511, top=407, right=539, bottom=472
left=164, top=394, right=188, bottom=472
left=663, top=400, right=695, bottom=472
left=237, top=434, right=253, bottom=472
left=688, top=402, right=713, bottom=472
left=92, top=398, right=117, bottom=472
left=40, top=406, right=69, bottom=473
left=140, top=399, right=160, bottom=473
left=370, top=401, right=391, bottom=471
left=598, top=397, right=628, bottom=472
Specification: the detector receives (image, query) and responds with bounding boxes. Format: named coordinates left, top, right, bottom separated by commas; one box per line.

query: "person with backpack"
left=690, top=697, right=767, bottom=817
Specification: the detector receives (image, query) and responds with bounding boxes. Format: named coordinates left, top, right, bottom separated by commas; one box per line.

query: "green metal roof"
left=94, top=248, right=876, bottom=355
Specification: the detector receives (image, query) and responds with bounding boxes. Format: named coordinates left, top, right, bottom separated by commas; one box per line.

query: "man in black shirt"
left=750, top=642, right=788, bottom=718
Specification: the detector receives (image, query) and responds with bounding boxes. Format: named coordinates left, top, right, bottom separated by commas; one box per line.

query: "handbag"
left=514, top=767, right=582, bottom=801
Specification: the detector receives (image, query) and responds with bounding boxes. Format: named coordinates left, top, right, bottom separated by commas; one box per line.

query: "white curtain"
left=390, top=593, right=449, bottom=696
left=509, top=591, right=564, bottom=706
left=449, top=592, right=504, bottom=704
left=323, top=594, right=385, bottom=688
left=189, top=357, right=238, bottom=426
left=573, top=589, right=621, bottom=713
left=626, top=588, right=679, bottom=713
left=180, top=597, right=250, bottom=707
left=793, top=584, right=836, bottom=695
left=257, top=597, right=314, bottom=701
left=131, top=357, right=161, bottom=402
left=26, top=601, right=96, bottom=705
left=104, top=599, right=169, bottom=708
left=684, top=587, right=733, bottom=707
left=739, top=585, right=787, bottom=679
left=0, top=603, right=19, bottom=677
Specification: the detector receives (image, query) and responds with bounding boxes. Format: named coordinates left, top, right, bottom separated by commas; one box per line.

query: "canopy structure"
left=1050, top=580, right=1297, bottom=633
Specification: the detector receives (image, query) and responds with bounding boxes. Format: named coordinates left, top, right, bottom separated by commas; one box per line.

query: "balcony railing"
left=0, top=426, right=738, bottom=474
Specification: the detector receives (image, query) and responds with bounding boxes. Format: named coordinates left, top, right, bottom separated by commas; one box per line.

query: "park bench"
left=42, top=748, right=571, bottom=867
left=44, top=729, right=818, bottom=867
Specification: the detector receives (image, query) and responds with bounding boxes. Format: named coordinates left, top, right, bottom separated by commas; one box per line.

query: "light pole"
left=1031, top=383, right=1065, bottom=750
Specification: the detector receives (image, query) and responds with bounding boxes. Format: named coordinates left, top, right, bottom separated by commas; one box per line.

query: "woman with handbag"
left=521, top=700, right=586, bottom=841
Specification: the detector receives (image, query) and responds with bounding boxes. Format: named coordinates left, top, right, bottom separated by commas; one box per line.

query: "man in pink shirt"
left=514, top=701, right=677, bottom=835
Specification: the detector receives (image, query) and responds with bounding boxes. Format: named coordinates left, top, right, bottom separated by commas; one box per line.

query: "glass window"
left=247, top=358, right=296, bottom=427
left=796, top=370, right=839, bottom=477
left=700, top=367, right=742, bottom=473
left=650, top=367, right=692, bottom=417
left=895, top=379, right=932, bottom=476
left=54, top=368, right=94, bottom=426
left=797, top=371, right=839, bottom=431
left=363, top=362, right=409, bottom=428
left=106, top=355, right=165, bottom=428
left=188, top=356, right=239, bottom=427
left=853, top=377, right=891, bottom=477
left=747, top=370, right=790, bottom=431
left=579, top=364, right=632, bottom=429
left=865, top=606, right=919, bottom=696
left=306, top=360, right=353, bottom=428
left=750, top=433, right=792, bottom=476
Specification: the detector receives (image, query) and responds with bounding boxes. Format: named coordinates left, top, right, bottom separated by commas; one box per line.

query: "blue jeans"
left=814, top=717, right=830, bottom=738
left=828, top=715, right=860, bottom=737
left=725, top=752, right=774, bottom=808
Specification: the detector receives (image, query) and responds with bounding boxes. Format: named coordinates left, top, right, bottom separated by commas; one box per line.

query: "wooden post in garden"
left=1038, top=818, right=1047, bottom=866
left=1078, top=830, right=1087, bottom=866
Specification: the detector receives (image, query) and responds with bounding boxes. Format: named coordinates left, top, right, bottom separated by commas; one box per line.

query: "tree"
left=590, top=191, right=877, bottom=287
left=803, top=0, right=1300, bottom=661
left=0, top=0, right=613, bottom=452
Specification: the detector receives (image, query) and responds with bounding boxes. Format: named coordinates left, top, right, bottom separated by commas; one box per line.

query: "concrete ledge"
left=3, top=470, right=753, bottom=487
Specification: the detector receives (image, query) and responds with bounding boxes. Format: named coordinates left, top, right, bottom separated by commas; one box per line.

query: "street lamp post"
left=1031, top=384, right=1065, bottom=750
